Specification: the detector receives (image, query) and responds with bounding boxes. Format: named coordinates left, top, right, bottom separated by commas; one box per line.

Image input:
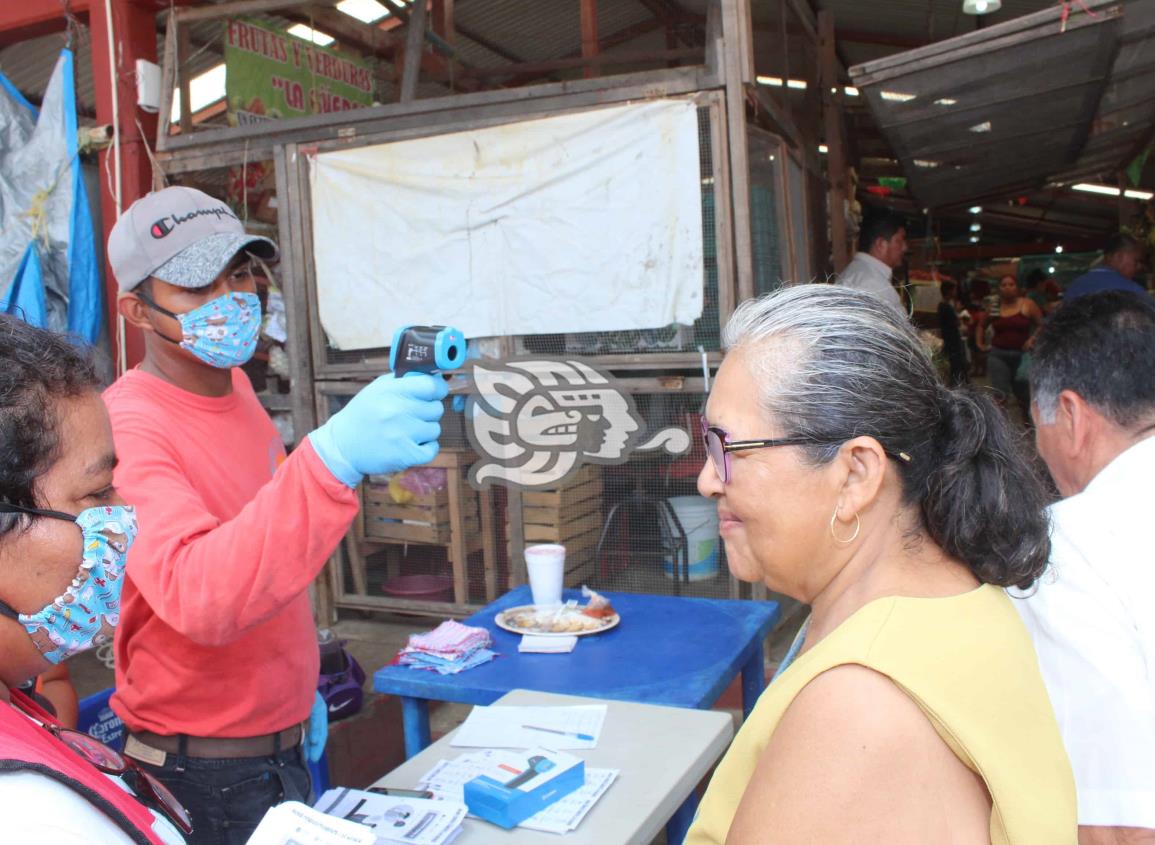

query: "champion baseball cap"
left=108, top=186, right=278, bottom=292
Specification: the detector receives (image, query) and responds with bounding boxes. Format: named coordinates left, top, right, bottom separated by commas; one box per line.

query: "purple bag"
left=317, top=629, right=366, bottom=722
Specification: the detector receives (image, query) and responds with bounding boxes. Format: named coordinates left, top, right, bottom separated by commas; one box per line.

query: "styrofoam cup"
left=525, top=544, right=566, bottom=607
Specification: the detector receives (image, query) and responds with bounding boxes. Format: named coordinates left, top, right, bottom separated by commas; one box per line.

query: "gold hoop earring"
left=830, top=509, right=861, bottom=544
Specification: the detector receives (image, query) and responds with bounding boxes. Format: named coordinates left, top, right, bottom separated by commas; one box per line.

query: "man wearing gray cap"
left=104, top=186, right=447, bottom=844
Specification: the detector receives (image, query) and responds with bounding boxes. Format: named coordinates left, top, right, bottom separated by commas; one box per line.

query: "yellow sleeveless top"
left=686, top=585, right=1076, bottom=844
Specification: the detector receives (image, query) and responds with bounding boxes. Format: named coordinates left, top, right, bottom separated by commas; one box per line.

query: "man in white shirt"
left=1015, top=291, right=1155, bottom=845
left=835, top=210, right=907, bottom=315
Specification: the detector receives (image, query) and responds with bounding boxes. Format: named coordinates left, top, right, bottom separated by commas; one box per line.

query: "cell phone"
left=367, top=786, right=435, bottom=799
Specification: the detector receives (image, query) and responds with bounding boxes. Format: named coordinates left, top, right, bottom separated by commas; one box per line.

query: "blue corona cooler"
left=463, top=747, right=584, bottom=829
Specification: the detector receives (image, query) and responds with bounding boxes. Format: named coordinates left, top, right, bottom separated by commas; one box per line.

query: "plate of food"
left=495, top=593, right=620, bottom=637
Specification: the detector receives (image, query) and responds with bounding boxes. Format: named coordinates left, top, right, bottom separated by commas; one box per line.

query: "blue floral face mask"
left=0, top=504, right=138, bottom=665
left=139, top=290, right=262, bottom=369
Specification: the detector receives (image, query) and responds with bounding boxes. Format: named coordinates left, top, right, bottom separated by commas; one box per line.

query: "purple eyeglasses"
left=700, top=416, right=911, bottom=484
left=699, top=417, right=819, bottom=485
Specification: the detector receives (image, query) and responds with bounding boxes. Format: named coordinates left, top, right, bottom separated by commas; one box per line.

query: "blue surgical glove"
left=309, top=373, right=449, bottom=487
left=305, top=690, right=328, bottom=764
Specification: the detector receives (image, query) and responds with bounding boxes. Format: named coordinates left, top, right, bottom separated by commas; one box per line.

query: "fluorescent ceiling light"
left=969, top=121, right=992, bottom=133
left=1048, top=266, right=1056, bottom=274
left=880, top=91, right=916, bottom=102
left=844, top=86, right=859, bottom=96
left=934, top=98, right=958, bottom=106
left=913, top=159, right=940, bottom=169
left=336, top=0, right=389, bottom=23
left=786, top=79, right=808, bottom=90
left=756, top=76, right=783, bottom=86
left=970, top=222, right=982, bottom=232
left=969, top=236, right=980, bottom=243
left=170, top=63, right=226, bottom=121
left=969, top=205, right=982, bottom=214
left=818, top=144, right=828, bottom=154
left=1072, top=182, right=1154, bottom=201
left=287, top=24, right=334, bottom=46
left=1055, top=245, right=1064, bottom=254
left=963, top=0, right=1002, bottom=14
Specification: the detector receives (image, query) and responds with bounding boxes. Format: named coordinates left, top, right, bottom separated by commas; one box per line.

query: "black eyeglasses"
left=33, top=719, right=193, bottom=834
left=700, top=417, right=911, bottom=484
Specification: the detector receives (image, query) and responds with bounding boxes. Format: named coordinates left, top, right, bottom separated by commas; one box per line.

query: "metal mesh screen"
left=325, top=386, right=736, bottom=611
left=747, top=130, right=786, bottom=295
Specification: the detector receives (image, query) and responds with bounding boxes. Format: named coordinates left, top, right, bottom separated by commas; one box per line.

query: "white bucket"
left=663, top=495, right=720, bottom=581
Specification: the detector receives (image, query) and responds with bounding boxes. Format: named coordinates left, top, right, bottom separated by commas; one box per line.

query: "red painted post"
left=89, top=0, right=157, bottom=370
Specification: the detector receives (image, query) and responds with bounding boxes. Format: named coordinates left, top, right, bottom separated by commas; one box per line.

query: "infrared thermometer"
left=389, top=325, right=468, bottom=377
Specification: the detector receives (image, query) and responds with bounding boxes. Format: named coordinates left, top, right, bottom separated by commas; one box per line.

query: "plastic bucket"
left=663, top=495, right=720, bottom=581
left=381, top=574, right=454, bottom=602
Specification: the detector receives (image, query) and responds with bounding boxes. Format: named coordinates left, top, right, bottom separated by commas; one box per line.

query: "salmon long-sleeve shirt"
left=104, top=368, right=359, bottom=737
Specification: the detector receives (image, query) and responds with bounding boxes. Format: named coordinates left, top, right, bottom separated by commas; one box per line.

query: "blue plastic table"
left=374, top=586, right=781, bottom=759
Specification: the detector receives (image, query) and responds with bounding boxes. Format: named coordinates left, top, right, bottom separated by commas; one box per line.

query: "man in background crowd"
left=835, top=210, right=907, bottom=316
left=1065, top=233, right=1147, bottom=301
left=1014, top=291, right=1155, bottom=844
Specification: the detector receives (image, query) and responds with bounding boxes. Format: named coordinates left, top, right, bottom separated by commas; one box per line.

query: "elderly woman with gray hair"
left=684, top=286, right=1075, bottom=844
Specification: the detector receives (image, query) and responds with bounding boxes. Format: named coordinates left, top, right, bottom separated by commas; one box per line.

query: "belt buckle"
left=124, top=734, right=167, bottom=767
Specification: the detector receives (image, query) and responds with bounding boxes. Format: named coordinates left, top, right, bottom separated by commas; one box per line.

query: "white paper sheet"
left=450, top=704, right=607, bottom=750
left=310, top=98, right=705, bottom=350
left=246, top=801, right=378, bottom=845
left=313, top=789, right=467, bottom=845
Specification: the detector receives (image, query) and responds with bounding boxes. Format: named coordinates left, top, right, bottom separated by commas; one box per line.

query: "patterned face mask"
left=139, top=290, right=262, bottom=369
left=0, top=504, right=138, bottom=665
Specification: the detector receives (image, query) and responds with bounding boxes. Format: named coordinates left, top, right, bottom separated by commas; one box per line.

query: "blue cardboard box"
left=463, top=747, right=585, bottom=829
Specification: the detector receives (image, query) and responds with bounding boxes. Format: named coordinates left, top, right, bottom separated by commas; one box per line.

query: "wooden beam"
left=399, top=0, right=428, bottom=102
left=581, top=0, right=599, bottom=80
left=174, top=0, right=334, bottom=23
left=720, top=0, right=755, bottom=301
left=464, top=47, right=702, bottom=80
left=432, top=0, right=454, bottom=44
left=177, top=23, right=193, bottom=135
left=819, top=11, right=849, bottom=272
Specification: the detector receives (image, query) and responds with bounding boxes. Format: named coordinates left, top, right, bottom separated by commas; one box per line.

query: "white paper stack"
left=519, top=634, right=578, bottom=653
left=313, top=788, right=467, bottom=845
left=418, top=750, right=619, bottom=834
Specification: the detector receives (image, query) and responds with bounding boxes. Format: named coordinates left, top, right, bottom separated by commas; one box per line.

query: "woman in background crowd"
left=981, top=274, right=1044, bottom=417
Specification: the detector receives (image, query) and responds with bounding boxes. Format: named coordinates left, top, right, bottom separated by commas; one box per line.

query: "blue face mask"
left=139, top=290, right=262, bottom=369
left=0, top=504, right=138, bottom=665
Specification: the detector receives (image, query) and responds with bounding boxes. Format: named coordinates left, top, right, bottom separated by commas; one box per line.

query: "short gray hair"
left=721, top=284, right=1051, bottom=589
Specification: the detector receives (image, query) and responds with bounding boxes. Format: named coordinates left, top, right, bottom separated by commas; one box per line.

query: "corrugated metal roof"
left=850, top=0, right=1155, bottom=208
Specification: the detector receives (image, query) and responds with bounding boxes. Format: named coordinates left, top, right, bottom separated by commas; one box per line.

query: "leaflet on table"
left=247, top=801, right=378, bottom=845
left=417, top=749, right=619, bottom=833
left=313, top=788, right=467, bottom=845
left=450, top=703, right=607, bottom=749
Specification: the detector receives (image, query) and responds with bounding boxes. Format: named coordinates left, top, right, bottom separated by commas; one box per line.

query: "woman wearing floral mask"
left=0, top=315, right=191, bottom=843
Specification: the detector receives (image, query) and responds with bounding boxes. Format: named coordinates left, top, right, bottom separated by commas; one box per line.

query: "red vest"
left=0, top=689, right=172, bottom=845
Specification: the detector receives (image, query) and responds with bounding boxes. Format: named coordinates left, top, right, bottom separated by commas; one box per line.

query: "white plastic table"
left=370, top=689, right=735, bottom=845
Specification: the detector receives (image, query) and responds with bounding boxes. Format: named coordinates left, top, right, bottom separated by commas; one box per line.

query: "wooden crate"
left=510, top=464, right=604, bottom=585
left=362, top=479, right=479, bottom=545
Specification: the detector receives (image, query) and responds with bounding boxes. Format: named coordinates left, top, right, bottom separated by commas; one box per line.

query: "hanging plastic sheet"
left=0, top=49, right=102, bottom=341
left=310, top=98, right=705, bottom=351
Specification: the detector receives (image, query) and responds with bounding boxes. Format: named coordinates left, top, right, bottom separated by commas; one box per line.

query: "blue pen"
left=521, top=724, right=595, bottom=741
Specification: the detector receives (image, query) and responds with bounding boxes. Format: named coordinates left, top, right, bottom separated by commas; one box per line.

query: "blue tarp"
left=0, top=49, right=102, bottom=342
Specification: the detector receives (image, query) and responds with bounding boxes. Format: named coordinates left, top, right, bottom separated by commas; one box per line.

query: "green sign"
left=224, top=17, right=374, bottom=126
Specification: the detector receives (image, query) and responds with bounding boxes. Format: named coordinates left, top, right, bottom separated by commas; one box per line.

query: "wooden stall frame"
left=279, top=87, right=734, bottom=382
left=314, top=374, right=738, bottom=619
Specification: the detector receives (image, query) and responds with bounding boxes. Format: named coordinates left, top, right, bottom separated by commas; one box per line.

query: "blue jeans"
left=135, top=745, right=313, bottom=845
